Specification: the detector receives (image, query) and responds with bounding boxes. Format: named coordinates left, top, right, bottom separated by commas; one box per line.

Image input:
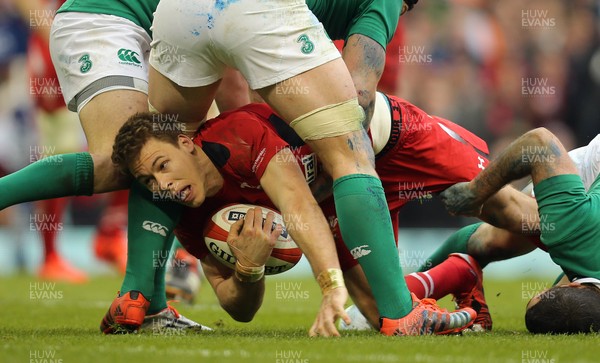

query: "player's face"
left=131, top=136, right=221, bottom=207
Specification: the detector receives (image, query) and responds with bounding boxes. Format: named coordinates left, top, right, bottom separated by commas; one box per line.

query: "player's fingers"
left=309, top=319, right=319, bottom=337
left=243, top=208, right=256, bottom=231
left=228, top=218, right=244, bottom=239
left=263, top=211, right=275, bottom=234
left=270, top=223, right=283, bottom=240
left=253, top=206, right=263, bottom=230
left=321, top=318, right=340, bottom=337
left=339, top=309, right=351, bottom=326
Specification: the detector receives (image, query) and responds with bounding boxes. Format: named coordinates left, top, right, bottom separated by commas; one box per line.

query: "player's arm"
left=200, top=254, right=264, bottom=322
left=441, top=128, right=578, bottom=217
left=200, top=207, right=281, bottom=322
left=259, top=147, right=350, bottom=337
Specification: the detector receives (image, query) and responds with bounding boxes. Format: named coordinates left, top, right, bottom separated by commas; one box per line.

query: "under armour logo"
left=142, top=221, right=168, bottom=237
left=350, top=245, right=372, bottom=259
left=240, top=182, right=261, bottom=189
left=477, top=156, right=486, bottom=170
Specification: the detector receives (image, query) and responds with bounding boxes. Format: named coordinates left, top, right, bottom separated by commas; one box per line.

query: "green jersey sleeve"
left=57, top=0, right=159, bottom=36
left=306, top=0, right=403, bottom=49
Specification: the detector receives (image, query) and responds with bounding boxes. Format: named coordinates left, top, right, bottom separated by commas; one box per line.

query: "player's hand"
left=440, top=182, right=485, bottom=217
left=227, top=207, right=282, bottom=267
left=309, top=287, right=350, bottom=337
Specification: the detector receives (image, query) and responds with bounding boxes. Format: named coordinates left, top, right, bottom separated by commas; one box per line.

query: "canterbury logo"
left=142, top=221, right=168, bottom=236
left=117, top=48, right=141, bottom=64
left=350, top=245, right=371, bottom=259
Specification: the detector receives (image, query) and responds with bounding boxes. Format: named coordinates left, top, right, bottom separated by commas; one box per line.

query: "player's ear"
left=178, top=134, right=195, bottom=153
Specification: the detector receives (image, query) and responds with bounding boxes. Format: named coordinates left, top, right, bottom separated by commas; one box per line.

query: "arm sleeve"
left=347, top=0, right=404, bottom=49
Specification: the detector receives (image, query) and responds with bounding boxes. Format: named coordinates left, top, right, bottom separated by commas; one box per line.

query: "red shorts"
left=325, top=95, right=490, bottom=271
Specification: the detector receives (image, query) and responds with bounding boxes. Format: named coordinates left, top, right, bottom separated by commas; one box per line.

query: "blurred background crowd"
left=0, top=0, right=598, bottom=276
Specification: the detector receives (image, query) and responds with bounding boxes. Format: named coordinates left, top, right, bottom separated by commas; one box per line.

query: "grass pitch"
left=1, top=275, right=599, bottom=363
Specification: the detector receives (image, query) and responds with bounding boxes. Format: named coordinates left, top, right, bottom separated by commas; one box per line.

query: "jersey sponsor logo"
left=301, top=153, right=317, bottom=184
left=251, top=148, right=267, bottom=173
left=142, top=221, right=168, bottom=237
left=350, top=245, right=372, bottom=260
left=226, top=210, right=289, bottom=238
left=297, top=34, right=314, bottom=54
left=117, top=48, right=142, bottom=67
left=78, top=54, right=92, bottom=73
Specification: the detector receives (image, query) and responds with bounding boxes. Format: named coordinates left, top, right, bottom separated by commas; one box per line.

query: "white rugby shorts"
left=50, top=12, right=151, bottom=112
left=150, top=0, right=341, bottom=90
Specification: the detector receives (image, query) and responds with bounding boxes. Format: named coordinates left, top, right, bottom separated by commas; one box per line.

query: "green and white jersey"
left=569, top=134, right=600, bottom=191
left=57, top=0, right=159, bottom=36
left=306, top=0, right=404, bottom=49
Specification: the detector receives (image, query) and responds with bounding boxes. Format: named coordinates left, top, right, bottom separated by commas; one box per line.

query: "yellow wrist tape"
left=317, top=268, right=345, bottom=294
left=234, top=260, right=265, bottom=283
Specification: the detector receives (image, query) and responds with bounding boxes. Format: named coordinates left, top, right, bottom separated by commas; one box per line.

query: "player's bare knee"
left=357, top=92, right=375, bottom=128
left=90, top=153, right=130, bottom=192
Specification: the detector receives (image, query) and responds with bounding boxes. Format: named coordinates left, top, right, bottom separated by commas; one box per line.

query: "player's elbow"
left=524, top=127, right=554, bottom=147
left=220, top=297, right=262, bottom=323
left=224, top=305, right=259, bottom=323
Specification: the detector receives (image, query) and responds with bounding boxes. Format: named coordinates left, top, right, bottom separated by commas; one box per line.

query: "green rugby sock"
left=119, top=181, right=182, bottom=314
left=0, top=152, right=93, bottom=209
left=418, top=223, right=483, bottom=271
left=148, top=234, right=175, bottom=314
left=334, top=174, right=412, bottom=319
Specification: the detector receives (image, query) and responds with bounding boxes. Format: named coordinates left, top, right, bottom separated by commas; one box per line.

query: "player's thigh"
left=480, top=185, right=540, bottom=233
left=470, top=223, right=537, bottom=262
left=78, top=89, right=148, bottom=192
left=257, top=58, right=357, bottom=121
left=78, top=89, right=148, bottom=155
left=148, top=66, right=221, bottom=126
left=214, top=68, right=251, bottom=112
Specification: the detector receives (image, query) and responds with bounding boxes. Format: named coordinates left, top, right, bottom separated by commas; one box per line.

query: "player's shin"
left=0, top=152, right=93, bottom=210
left=333, top=174, right=412, bottom=319
left=418, top=223, right=483, bottom=271
left=147, top=234, right=175, bottom=313
left=119, top=181, right=183, bottom=314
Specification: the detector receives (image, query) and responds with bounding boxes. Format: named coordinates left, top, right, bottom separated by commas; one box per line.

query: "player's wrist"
left=317, top=268, right=345, bottom=295
left=234, top=260, right=265, bottom=283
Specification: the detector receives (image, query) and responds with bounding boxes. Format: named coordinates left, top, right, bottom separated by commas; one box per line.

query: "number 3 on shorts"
left=78, top=54, right=93, bottom=73
left=297, top=34, right=314, bottom=54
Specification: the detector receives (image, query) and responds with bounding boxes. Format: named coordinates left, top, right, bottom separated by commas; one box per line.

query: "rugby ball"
left=204, top=204, right=303, bottom=275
